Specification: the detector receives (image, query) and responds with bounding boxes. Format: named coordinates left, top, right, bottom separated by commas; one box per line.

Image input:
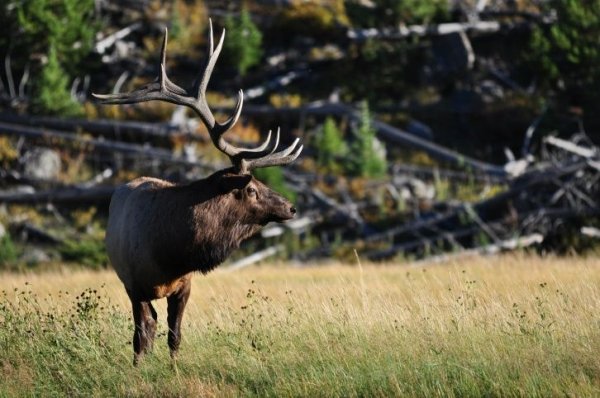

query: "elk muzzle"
left=266, top=193, right=297, bottom=223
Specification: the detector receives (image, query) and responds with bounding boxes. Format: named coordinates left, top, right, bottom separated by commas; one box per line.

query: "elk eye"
left=247, top=187, right=257, bottom=196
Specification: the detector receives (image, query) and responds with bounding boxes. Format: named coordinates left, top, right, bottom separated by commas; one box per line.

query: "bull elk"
left=93, top=21, right=302, bottom=364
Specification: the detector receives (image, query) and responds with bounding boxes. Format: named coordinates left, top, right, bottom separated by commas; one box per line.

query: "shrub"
left=347, top=0, right=449, bottom=28
left=0, top=233, right=18, bottom=267
left=59, top=238, right=108, bottom=269
left=527, top=0, right=600, bottom=102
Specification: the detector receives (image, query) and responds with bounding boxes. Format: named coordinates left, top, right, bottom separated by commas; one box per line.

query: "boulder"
left=22, top=148, right=61, bottom=180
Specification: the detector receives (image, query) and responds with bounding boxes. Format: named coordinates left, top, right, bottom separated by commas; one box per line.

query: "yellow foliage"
left=277, top=0, right=349, bottom=36
left=143, top=0, right=207, bottom=59
left=348, top=177, right=368, bottom=200
left=170, top=0, right=207, bottom=56
left=115, top=169, right=141, bottom=183
left=81, top=101, right=99, bottom=120
left=287, top=0, right=349, bottom=26
left=407, top=151, right=437, bottom=167
left=60, top=151, right=93, bottom=183
left=5, top=205, right=44, bottom=225
left=71, top=207, right=97, bottom=231
left=230, top=122, right=261, bottom=142
left=0, top=137, right=18, bottom=164
left=269, top=93, right=303, bottom=108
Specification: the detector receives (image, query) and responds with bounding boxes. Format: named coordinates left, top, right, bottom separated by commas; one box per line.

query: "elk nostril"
left=290, top=207, right=297, bottom=214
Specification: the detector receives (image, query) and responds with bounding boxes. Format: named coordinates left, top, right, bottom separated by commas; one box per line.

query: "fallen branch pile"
left=1, top=105, right=598, bottom=265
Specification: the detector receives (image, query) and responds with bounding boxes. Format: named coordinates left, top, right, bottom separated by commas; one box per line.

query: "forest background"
left=0, top=0, right=599, bottom=269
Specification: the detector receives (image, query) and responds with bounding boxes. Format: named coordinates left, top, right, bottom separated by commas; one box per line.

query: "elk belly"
left=152, top=274, right=192, bottom=299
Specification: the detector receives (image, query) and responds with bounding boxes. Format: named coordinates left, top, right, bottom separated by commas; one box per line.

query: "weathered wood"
left=10, top=222, right=63, bottom=244
left=0, top=113, right=193, bottom=141
left=95, top=23, right=142, bottom=54
left=544, top=136, right=597, bottom=159
left=581, top=226, right=600, bottom=238
left=406, top=233, right=544, bottom=266
left=226, top=245, right=284, bottom=271
left=0, top=185, right=115, bottom=205
left=366, top=207, right=597, bottom=261
left=1, top=103, right=507, bottom=178
left=0, top=121, right=217, bottom=169
left=216, top=103, right=510, bottom=178
left=347, top=21, right=503, bottom=42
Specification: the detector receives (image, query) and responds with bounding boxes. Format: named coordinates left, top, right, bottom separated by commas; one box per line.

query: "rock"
left=22, top=148, right=61, bottom=180
left=20, top=247, right=51, bottom=266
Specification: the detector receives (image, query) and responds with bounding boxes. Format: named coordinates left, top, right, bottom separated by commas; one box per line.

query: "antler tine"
left=240, top=128, right=277, bottom=154
left=240, top=138, right=303, bottom=173
left=159, top=28, right=168, bottom=90
left=92, top=28, right=187, bottom=104
left=191, top=20, right=247, bottom=156
left=196, top=20, right=225, bottom=104
left=93, top=19, right=302, bottom=175
left=208, top=19, right=215, bottom=57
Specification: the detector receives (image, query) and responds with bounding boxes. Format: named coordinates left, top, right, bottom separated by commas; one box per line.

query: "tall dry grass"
left=1, top=254, right=599, bottom=396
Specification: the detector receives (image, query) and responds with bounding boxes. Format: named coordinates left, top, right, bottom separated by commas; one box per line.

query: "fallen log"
left=406, top=233, right=544, bottom=266
left=0, top=113, right=193, bottom=141
left=95, top=23, right=142, bottom=54
left=544, top=135, right=598, bottom=159
left=366, top=207, right=599, bottom=261
left=0, top=121, right=217, bottom=170
left=581, top=226, right=600, bottom=238
left=218, top=102, right=510, bottom=178
left=10, top=222, right=63, bottom=245
left=226, top=245, right=283, bottom=271
left=0, top=185, right=115, bottom=205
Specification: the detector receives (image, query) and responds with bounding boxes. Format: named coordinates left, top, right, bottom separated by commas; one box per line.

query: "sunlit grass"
left=1, top=255, right=599, bottom=396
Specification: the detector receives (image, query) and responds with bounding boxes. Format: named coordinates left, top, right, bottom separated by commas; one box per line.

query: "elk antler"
left=93, top=20, right=302, bottom=174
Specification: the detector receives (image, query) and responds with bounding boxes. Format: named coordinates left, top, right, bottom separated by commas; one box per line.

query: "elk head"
left=93, top=20, right=302, bottom=223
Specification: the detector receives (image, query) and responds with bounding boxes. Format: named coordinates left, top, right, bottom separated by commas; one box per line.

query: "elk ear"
left=218, top=174, right=252, bottom=194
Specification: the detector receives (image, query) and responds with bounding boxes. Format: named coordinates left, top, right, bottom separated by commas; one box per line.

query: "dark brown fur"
left=105, top=168, right=296, bottom=363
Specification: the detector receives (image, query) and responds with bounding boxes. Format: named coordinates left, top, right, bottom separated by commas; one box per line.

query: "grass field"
left=1, top=254, right=599, bottom=397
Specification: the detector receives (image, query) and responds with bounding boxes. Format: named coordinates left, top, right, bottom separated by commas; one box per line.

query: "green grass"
left=0, top=256, right=599, bottom=397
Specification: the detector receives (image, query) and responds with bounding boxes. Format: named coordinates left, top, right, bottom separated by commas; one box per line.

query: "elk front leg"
left=167, top=280, right=191, bottom=359
left=131, top=300, right=157, bottom=365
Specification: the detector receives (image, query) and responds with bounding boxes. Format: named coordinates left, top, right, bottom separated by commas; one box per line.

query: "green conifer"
left=315, top=117, right=347, bottom=173
left=34, top=46, right=81, bottom=116
left=224, top=8, right=263, bottom=76
left=348, top=101, right=387, bottom=178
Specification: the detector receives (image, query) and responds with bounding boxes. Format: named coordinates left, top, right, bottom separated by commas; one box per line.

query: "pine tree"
left=315, top=117, right=347, bottom=173
left=528, top=0, right=600, bottom=101
left=34, top=45, right=81, bottom=116
left=17, top=0, right=97, bottom=76
left=348, top=101, right=387, bottom=178
left=6, top=0, right=99, bottom=115
left=224, top=8, right=263, bottom=76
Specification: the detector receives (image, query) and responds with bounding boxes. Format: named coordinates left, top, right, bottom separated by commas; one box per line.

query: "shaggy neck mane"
left=188, top=196, right=261, bottom=273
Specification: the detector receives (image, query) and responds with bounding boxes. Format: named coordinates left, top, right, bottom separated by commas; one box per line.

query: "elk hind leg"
left=131, top=299, right=157, bottom=365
